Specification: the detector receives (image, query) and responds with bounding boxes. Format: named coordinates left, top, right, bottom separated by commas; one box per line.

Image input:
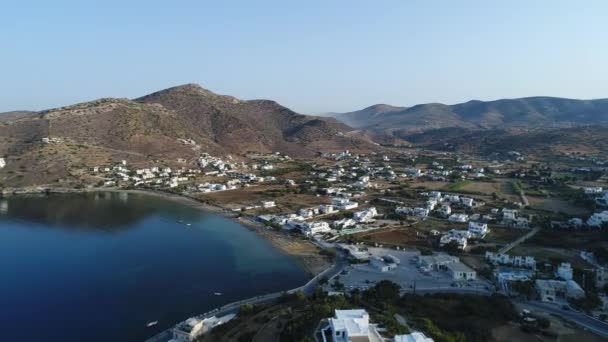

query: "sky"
left=1, top=0, right=607, bottom=114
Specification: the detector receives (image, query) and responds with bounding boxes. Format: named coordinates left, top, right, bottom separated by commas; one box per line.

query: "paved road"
left=514, top=299, right=608, bottom=338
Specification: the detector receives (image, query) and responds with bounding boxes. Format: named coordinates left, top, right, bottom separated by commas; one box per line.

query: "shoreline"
left=1, top=187, right=330, bottom=277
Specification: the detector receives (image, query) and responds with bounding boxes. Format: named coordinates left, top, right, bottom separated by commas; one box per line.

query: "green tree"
left=240, top=303, right=255, bottom=315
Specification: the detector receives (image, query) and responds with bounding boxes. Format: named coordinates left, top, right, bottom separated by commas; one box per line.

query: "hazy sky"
left=1, top=0, right=607, bottom=113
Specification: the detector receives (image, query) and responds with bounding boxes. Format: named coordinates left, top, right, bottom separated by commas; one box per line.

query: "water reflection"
left=0, top=192, right=203, bottom=232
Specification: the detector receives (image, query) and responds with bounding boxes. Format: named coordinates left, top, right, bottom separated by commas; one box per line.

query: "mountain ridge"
left=334, top=96, right=608, bottom=136
left=0, top=83, right=376, bottom=187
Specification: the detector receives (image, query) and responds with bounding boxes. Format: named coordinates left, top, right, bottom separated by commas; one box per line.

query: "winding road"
left=513, top=299, right=608, bottom=338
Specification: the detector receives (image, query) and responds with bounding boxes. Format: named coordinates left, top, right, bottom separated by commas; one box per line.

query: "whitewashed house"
left=556, top=262, right=573, bottom=280
left=468, top=222, right=489, bottom=238
left=536, top=279, right=585, bottom=302
left=460, top=197, right=474, bottom=207
left=587, top=211, right=608, bottom=227
left=332, top=198, right=358, bottom=210
left=329, top=309, right=383, bottom=342
left=354, top=207, right=378, bottom=223
left=584, top=187, right=603, bottom=195
left=448, top=213, right=469, bottom=223
left=301, top=221, right=331, bottom=236
left=502, top=208, right=518, bottom=221
left=333, top=218, right=357, bottom=229
left=261, top=201, right=276, bottom=208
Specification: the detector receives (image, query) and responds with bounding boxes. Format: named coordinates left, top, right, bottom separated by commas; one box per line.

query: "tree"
left=240, top=303, right=255, bottom=315
left=537, top=317, right=551, bottom=329
left=373, top=280, right=401, bottom=304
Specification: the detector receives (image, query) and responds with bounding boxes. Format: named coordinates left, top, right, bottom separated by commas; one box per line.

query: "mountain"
left=0, top=84, right=373, bottom=187
left=0, top=110, right=39, bottom=123
left=334, top=97, right=608, bottom=137
left=335, top=104, right=406, bottom=128
left=402, top=125, right=608, bottom=157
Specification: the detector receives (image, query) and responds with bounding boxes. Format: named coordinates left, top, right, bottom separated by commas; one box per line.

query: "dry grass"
left=527, top=196, right=590, bottom=216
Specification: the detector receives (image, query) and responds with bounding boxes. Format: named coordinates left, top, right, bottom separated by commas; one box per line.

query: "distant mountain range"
left=402, top=125, right=608, bottom=156
left=0, top=84, right=374, bottom=186
left=334, top=97, right=608, bottom=138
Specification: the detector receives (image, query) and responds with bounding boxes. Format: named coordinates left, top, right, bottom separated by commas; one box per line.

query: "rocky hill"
left=335, top=97, right=608, bottom=135
left=402, top=125, right=608, bottom=157
left=0, top=84, right=373, bottom=186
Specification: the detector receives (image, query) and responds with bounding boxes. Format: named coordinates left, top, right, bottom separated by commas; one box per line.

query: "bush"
left=239, top=303, right=255, bottom=315
left=537, top=317, right=551, bottom=329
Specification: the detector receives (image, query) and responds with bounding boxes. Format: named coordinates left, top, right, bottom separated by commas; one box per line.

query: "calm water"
left=0, top=192, right=308, bottom=341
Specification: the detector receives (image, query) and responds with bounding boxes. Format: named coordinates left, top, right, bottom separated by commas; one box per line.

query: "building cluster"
left=485, top=250, right=588, bottom=303
left=259, top=201, right=379, bottom=237
left=93, top=160, right=202, bottom=188
left=437, top=222, right=488, bottom=250
left=395, top=191, right=480, bottom=221
left=92, top=152, right=281, bottom=192
left=402, top=160, right=490, bottom=182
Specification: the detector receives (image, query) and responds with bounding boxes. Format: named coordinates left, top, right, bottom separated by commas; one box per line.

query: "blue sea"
left=0, top=192, right=308, bottom=341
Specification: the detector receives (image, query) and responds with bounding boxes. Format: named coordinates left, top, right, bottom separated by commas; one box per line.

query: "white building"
left=460, top=197, right=474, bottom=207
left=446, top=262, right=477, bottom=281
left=418, top=254, right=474, bottom=280
left=301, top=221, right=331, bottom=236
left=261, top=201, right=276, bottom=208
left=556, top=263, right=573, bottom=280
left=509, top=217, right=530, bottom=229
left=426, top=199, right=438, bottom=211
left=502, top=208, right=518, bottom=221
left=439, top=235, right=467, bottom=250
left=332, top=198, right=359, bottom=210
left=448, top=213, right=469, bottom=223
left=354, top=207, right=378, bottom=223
left=338, top=244, right=370, bottom=261
left=439, top=205, right=451, bottom=217
left=418, top=253, right=459, bottom=271
left=333, top=218, right=357, bottom=229
left=587, top=211, right=608, bottom=227
left=485, top=252, right=536, bottom=269
left=404, top=168, right=422, bottom=177
left=468, top=221, right=489, bottom=238
left=444, top=194, right=460, bottom=203
left=535, top=279, right=585, bottom=302
left=299, top=208, right=318, bottom=219
left=370, top=256, right=398, bottom=272
left=319, top=204, right=337, bottom=214
left=171, top=314, right=236, bottom=342
left=394, top=332, right=434, bottom=342
left=428, top=191, right=442, bottom=200
left=395, top=207, right=412, bottom=215
left=329, top=309, right=383, bottom=342
left=584, top=187, right=603, bottom=195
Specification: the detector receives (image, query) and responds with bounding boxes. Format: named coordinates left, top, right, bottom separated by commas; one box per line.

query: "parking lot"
left=326, top=247, right=493, bottom=294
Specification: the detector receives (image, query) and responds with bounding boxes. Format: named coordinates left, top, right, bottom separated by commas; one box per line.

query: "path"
left=498, top=226, right=541, bottom=254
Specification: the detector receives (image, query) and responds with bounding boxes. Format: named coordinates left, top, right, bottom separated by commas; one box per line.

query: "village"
left=79, top=140, right=608, bottom=342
